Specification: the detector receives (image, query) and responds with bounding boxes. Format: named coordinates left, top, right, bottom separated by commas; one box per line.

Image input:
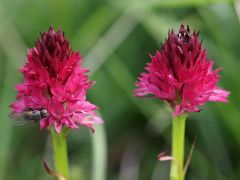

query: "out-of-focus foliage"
left=0, top=0, right=239, bottom=179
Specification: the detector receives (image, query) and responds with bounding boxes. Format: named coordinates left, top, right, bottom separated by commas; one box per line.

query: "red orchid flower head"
left=134, top=24, right=229, bottom=116
left=11, top=26, right=102, bottom=133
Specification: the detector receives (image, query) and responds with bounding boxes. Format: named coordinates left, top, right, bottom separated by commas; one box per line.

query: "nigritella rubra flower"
left=10, top=26, right=102, bottom=133
left=134, top=25, right=229, bottom=116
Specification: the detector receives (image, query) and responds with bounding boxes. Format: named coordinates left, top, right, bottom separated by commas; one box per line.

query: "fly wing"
left=9, top=112, right=35, bottom=126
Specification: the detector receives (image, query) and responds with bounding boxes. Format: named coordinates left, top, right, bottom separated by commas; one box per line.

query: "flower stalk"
left=134, top=24, right=230, bottom=179
left=170, top=114, right=187, bottom=180
left=50, top=127, right=70, bottom=180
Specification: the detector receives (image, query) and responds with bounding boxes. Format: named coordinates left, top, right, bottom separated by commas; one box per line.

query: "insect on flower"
left=9, top=108, right=49, bottom=126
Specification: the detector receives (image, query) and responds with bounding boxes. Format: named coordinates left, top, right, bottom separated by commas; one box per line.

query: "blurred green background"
left=0, top=0, right=240, bottom=179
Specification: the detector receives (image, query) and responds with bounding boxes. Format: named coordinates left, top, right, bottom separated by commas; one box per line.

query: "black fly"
left=9, top=108, right=49, bottom=126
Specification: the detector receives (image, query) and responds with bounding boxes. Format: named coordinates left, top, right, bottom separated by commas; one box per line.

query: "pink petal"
left=158, top=152, right=175, bottom=161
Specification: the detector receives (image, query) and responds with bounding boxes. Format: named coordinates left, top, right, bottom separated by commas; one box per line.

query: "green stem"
left=50, top=127, right=70, bottom=180
left=170, top=114, right=188, bottom=180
